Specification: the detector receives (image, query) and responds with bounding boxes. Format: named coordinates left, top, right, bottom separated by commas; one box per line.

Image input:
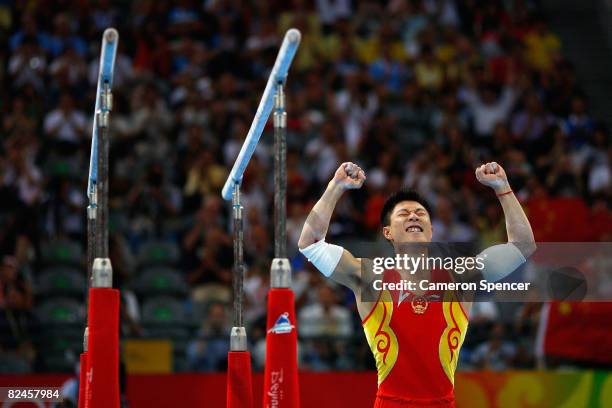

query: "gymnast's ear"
left=383, top=226, right=392, bottom=241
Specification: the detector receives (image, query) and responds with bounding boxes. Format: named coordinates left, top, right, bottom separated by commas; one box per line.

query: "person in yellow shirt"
left=414, top=45, right=445, bottom=92
left=355, top=25, right=406, bottom=65
left=184, top=150, right=227, bottom=199
left=523, top=18, right=561, bottom=72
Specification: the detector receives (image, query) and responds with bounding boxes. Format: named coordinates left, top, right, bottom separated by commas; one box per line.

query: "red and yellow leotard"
left=362, top=269, right=468, bottom=407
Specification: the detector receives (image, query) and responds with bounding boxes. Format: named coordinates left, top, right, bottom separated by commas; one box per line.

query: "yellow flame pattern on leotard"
left=438, top=292, right=468, bottom=385
left=362, top=290, right=399, bottom=386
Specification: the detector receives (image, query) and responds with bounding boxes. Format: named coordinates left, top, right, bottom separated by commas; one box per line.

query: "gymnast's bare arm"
left=475, top=162, right=536, bottom=257
left=298, top=162, right=368, bottom=293
left=457, top=162, right=537, bottom=289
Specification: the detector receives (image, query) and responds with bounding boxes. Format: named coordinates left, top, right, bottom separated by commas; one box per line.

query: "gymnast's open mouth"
left=405, top=224, right=423, bottom=233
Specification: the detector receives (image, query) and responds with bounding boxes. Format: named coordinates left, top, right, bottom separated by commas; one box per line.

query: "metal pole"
left=273, top=82, right=287, bottom=259
left=87, top=197, right=96, bottom=288
left=270, top=81, right=292, bottom=289
left=97, top=82, right=111, bottom=259
left=230, top=183, right=247, bottom=351
left=91, top=81, right=113, bottom=289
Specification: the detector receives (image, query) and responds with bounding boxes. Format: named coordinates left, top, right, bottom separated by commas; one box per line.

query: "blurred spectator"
left=432, top=196, right=476, bottom=242
left=186, top=302, right=231, bottom=371
left=561, top=94, right=595, bottom=148
left=127, top=163, right=182, bottom=240
left=43, top=93, right=88, bottom=155
left=461, top=79, right=519, bottom=139
left=132, top=21, right=172, bottom=77
left=90, top=0, right=120, bottom=32
left=466, top=301, right=500, bottom=347
left=44, top=179, right=85, bottom=240
left=470, top=302, right=500, bottom=326
left=414, top=45, right=444, bottom=92
left=545, top=154, right=579, bottom=196
left=49, top=47, right=88, bottom=89
left=184, top=150, right=227, bottom=205
left=523, top=16, right=561, bottom=72
left=475, top=200, right=506, bottom=246
left=396, top=0, right=429, bottom=56
left=183, top=197, right=226, bottom=252
left=185, top=222, right=233, bottom=308
left=316, top=0, right=352, bottom=27
left=511, top=92, right=553, bottom=141
left=245, top=207, right=272, bottom=261
left=244, top=261, right=270, bottom=326
left=299, top=284, right=353, bottom=338
left=0, top=257, right=36, bottom=372
left=110, top=235, right=141, bottom=338
left=9, top=13, right=50, bottom=52
left=7, top=38, right=47, bottom=92
left=432, top=93, right=470, bottom=135
left=333, top=74, right=379, bottom=155
left=127, top=84, right=175, bottom=160
left=369, top=42, right=409, bottom=93
left=0, top=257, right=32, bottom=309
left=2, top=138, right=42, bottom=210
left=305, top=118, right=343, bottom=184
left=47, top=14, right=87, bottom=58
left=299, top=283, right=355, bottom=371
left=3, top=96, right=37, bottom=136
left=471, top=323, right=517, bottom=370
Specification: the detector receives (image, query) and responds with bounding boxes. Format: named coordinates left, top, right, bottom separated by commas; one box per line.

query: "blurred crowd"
left=0, top=0, right=611, bottom=376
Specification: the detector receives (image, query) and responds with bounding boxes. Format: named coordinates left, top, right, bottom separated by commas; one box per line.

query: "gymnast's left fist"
left=475, top=162, right=510, bottom=193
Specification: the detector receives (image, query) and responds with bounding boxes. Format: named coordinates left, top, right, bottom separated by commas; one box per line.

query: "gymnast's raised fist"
left=332, top=162, right=366, bottom=190
left=475, top=161, right=510, bottom=193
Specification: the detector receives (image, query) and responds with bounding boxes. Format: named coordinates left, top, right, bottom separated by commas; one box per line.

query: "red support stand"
left=227, top=351, right=254, bottom=408
left=86, top=287, right=120, bottom=408
left=263, top=288, right=300, bottom=408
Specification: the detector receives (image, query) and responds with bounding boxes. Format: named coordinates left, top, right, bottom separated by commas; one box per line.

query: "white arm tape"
left=299, top=240, right=344, bottom=277
left=478, top=243, right=526, bottom=282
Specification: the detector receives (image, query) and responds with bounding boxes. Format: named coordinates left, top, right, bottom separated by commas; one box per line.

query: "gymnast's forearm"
left=497, top=187, right=536, bottom=256
left=298, top=180, right=344, bottom=249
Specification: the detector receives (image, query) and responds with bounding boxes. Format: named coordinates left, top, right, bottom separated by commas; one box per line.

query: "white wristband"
left=479, top=243, right=526, bottom=282
left=299, top=240, right=344, bottom=277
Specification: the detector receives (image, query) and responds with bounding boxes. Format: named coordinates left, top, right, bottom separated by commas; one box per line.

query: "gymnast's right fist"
left=332, top=162, right=366, bottom=190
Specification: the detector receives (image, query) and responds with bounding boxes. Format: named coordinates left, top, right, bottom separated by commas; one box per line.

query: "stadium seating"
left=142, top=296, right=192, bottom=339
left=41, top=240, right=83, bottom=267
left=43, top=156, right=81, bottom=180
left=36, top=298, right=84, bottom=325
left=35, top=298, right=85, bottom=372
left=129, top=267, right=188, bottom=299
left=36, top=267, right=87, bottom=300
left=136, top=240, right=180, bottom=268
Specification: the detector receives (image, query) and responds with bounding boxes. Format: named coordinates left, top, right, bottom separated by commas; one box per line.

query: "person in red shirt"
left=299, top=161, right=536, bottom=407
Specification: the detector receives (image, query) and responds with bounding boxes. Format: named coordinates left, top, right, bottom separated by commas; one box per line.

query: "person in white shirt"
left=43, top=93, right=87, bottom=153
left=462, top=83, right=518, bottom=138
left=431, top=196, right=476, bottom=242
left=298, top=283, right=353, bottom=338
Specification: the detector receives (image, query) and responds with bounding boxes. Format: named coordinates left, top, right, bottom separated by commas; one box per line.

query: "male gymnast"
left=298, top=161, right=536, bottom=407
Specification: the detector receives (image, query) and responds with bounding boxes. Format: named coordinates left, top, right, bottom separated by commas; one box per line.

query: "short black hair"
left=380, top=190, right=433, bottom=227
